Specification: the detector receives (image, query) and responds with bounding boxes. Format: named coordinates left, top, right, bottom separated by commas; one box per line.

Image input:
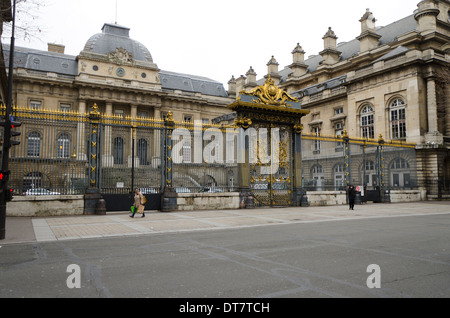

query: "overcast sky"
left=10, top=0, right=418, bottom=86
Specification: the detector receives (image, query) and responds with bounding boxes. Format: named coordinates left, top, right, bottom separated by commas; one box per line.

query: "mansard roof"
left=262, top=14, right=417, bottom=85
left=2, top=45, right=229, bottom=98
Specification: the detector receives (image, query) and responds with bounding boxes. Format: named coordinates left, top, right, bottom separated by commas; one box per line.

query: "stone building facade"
left=4, top=22, right=233, bottom=132
left=227, top=0, right=450, bottom=198
left=2, top=0, right=450, bottom=200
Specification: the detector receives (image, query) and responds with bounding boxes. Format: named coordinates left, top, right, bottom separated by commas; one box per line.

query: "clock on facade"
left=116, top=67, right=126, bottom=77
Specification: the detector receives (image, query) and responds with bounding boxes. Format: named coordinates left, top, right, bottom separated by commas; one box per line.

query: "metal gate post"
left=293, top=123, right=307, bottom=206
left=378, top=134, right=389, bottom=203
left=343, top=130, right=351, bottom=188
left=161, top=111, right=177, bottom=212
left=236, top=119, right=254, bottom=209
left=84, top=103, right=105, bottom=215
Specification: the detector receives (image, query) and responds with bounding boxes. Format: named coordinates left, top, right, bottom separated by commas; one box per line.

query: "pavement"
left=1, top=201, right=450, bottom=245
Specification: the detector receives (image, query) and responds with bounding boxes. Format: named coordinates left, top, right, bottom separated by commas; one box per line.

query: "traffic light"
left=0, top=171, right=10, bottom=182
left=0, top=118, right=22, bottom=148
left=9, top=120, right=22, bottom=147
left=6, top=188, right=13, bottom=202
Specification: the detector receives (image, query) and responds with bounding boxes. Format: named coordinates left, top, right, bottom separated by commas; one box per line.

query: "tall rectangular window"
left=30, top=100, right=42, bottom=110
left=391, top=107, right=406, bottom=139
left=60, top=103, right=71, bottom=112
left=360, top=105, right=374, bottom=139
left=57, top=133, right=70, bottom=158
left=27, top=132, right=41, bottom=157
left=313, top=126, right=321, bottom=154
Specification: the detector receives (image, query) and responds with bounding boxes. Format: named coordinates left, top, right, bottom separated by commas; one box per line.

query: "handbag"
left=137, top=205, right=145, bottom=214
left=130, top=206, right=135, bottom=213
left=142, top=195, right=147, bottom=204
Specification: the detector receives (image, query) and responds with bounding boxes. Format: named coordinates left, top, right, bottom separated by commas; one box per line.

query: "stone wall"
left=4, top=189, right=434, bottom=216
left=177, top=192, right=240, bottom=211
left=389, top=189, right=427, bottom=203
left=6, top=195, right=85, bottom=217
left=305, top=191, right=348, bottom=207
left=304, top=189, right=428, bottom=206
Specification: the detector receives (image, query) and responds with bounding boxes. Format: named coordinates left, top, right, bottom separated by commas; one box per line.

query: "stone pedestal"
left=84, top=188, right=103, bottom=215
left=161, top=187, right=177, bottom=212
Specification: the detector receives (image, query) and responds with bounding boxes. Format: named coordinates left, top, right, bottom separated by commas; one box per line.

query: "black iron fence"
left=1, top=106, right=239, bottom=196
left=1, top=105, right=421, bottom=200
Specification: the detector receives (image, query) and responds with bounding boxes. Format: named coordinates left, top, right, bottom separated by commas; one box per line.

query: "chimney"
left=265, top=56, right=282, bottom=86
left=244, top=66, right=257, bottom=89
left=288, top=43, right=308, bottom=78
left=320, top=28, right=341, bottom=65
left=356, top=9, right=381, bottom=52
left=228, top=75, right=237, bottom=98
left=236, top=75, right=246, bottom=94
left=48, top=43, right=65, bottom=54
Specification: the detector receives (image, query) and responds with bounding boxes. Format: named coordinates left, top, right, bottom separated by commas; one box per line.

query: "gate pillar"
left=292, top=123, right=308, bottom=207
left=161, top=111, right=177, bottom=212
left=84, top=103, right=105, bottom=215
left=235, top=117, right=254, bottom=208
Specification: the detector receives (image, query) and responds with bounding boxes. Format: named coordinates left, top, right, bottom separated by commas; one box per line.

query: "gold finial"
left=165, top=111, right=175, bottom=123
left=342, top=130, right=349, bottom=138
left=90, top=103, right=100, bottom=117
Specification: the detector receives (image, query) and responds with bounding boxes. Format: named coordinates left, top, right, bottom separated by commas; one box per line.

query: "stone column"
left=128, top=105, right=138, bottom=168
left=103, top=102, right=113, bottom=167
left=427, top=78, right=438, bottom=132
left=153, top=108, right=161, bottom=168
left=446, top=81, right=450, bottom=136
left=425, top=77, right=443, bottom=144
left=76, top=100, right=87, bottom=161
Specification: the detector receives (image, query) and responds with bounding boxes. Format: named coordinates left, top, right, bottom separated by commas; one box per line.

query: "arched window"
left=360, top=105, right=374, bottom=139
left=57, top=133, right=70, bottom=158
left=138, top=139, right=148, bottom=166
left=390, top=98, right=406, bottom=139
left=113, top=137, right=124, bottom=164
left=27, top=132, right=41, bottom=157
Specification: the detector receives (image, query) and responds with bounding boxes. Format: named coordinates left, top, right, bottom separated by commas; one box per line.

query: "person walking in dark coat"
left=348, top=185, right=357, bottom=210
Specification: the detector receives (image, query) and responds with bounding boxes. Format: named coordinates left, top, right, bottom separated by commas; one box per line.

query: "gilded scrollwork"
left=242, top=76, right=299, bottom=107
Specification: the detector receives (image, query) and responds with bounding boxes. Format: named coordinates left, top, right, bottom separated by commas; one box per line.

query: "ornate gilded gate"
left=249, top=124, right=293, bottom=207
left=228, top=76, right=309, bottom=208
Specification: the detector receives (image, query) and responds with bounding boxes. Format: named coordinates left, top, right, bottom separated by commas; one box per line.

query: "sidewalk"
left=1, top=201, right=450, bottom=245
